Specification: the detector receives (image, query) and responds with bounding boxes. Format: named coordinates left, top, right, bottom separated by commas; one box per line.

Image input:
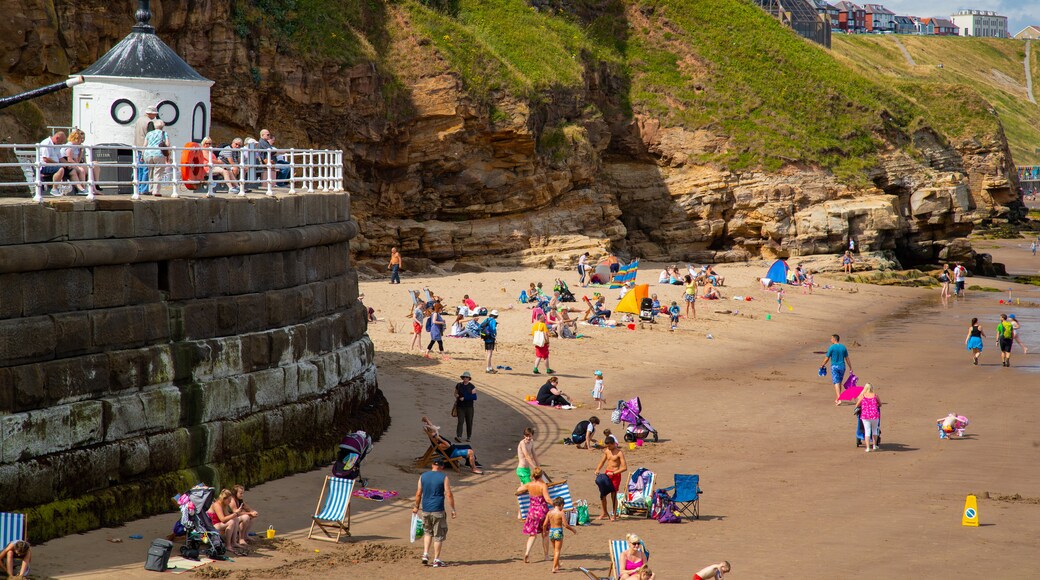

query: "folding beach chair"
left=414, top=434, right=464, bottom=472
left=308, top=476, right=355, bottom=542
left=0, top=512, right=26, bottom=551
left=516, top=480, right=572, bottom=519
left=661, top=473, right=702, bottom=519
left=582, top=538, right=648, bottom=580
left=617, top=468, right=655, bottom=518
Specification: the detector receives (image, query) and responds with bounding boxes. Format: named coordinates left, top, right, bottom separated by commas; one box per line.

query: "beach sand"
left=31, top=259, right=1040, bottom=578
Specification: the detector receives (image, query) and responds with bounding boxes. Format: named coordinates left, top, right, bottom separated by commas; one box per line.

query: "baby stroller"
left=332, top=430, right=372, bottom=487
left=639, top=298, right=655, bottom=322
left=612, top=397, right=659, bottom=442
left=174, top=485, right=226, bottom=559
left=556, top=280, right=577, bottom=303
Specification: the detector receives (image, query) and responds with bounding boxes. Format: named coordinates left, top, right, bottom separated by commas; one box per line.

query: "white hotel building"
left=950, top=9, right=1008, bottom=38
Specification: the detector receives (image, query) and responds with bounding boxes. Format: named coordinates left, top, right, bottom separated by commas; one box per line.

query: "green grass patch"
left=833, top=35, right=1040, bottom=165
left=403, top=0, right=622, bottom=98
left=231, top=0, right=389, bottom=64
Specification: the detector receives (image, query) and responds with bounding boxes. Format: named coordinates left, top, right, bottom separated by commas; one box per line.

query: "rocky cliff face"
left=0, top=1, right=1023, bottom=271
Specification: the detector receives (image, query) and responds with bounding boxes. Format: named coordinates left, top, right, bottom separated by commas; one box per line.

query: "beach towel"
left=352, top=488, right=398, bottom=502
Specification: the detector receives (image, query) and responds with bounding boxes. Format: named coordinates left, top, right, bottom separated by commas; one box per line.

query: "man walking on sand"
left=388, top=247, right=402, bottom=284
left=413, top=458, right=456, bottom=568
left=593, top=435, right=627, bottom=521
left=821, top=334, right=852, bottom=406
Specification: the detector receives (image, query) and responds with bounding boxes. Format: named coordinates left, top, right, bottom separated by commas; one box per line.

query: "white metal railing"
left=0, top=143, right=344, bottom=203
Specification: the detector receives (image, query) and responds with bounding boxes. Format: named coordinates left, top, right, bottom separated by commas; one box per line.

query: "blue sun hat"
left=1008, top=314, right=1016, bottom=320
left=818, top=366, right=827, bottom=377
left=594, top=370, right=603, bottom=376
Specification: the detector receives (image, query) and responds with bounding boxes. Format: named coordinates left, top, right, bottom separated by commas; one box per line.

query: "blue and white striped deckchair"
left=608, top=538, right=650, bottom=580
left=516, top=480, right=572, bottom=519
left=308, top=476, right=355, bottom=542
left=0, top=512, right=26, bottom=551
left=617, top=469, right=656, bottom=518
left=611, top=259, right=640, bottom=287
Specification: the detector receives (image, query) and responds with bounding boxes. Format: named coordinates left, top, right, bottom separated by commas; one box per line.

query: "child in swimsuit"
left=542, top=497, right=577, bottom=573
left=692, top=560, right=730, bottom=580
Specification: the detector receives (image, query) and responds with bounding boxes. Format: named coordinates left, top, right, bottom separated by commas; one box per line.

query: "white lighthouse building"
left=71, top=0, right=213, bottom=148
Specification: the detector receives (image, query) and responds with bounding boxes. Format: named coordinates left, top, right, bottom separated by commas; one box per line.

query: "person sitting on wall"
left=200, top=137, right=238, bottom=193
left=37, top=130, right=68, bottom=195
left=217, top=137, right=245, bottom=187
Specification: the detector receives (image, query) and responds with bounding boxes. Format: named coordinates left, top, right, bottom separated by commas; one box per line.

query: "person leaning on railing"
left=143, top=120, right=170, bottom=197
left=62, top=128, right=102, bottom=195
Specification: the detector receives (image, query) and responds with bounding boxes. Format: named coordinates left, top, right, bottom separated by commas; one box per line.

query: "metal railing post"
left=131, top=147, right=141, bottom=200
left=265, top=150, right=274, bottom=196
left=306, top=150, right=314, bottom=193
left=288, top=148, right=296, bottom=194
left=32, top=145, right=44, bottom=203
left=85, top=146, right=96, bottom=201
left=205, top=146, right=214, bottom=197
left=170, top=147, right=180, bottom=198
left=238, top=150, right=246, bottom=195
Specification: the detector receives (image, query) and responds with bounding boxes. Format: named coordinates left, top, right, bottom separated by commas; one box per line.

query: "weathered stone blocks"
left=2, top=194, right=384, bottom=545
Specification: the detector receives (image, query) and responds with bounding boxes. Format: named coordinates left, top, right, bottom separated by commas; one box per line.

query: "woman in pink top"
left=855, top=383, right=882, bottom=452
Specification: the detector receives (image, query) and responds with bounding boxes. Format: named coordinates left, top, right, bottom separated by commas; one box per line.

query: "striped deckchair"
left=0, top=512, right=26, bottom=550
left=608, top=538, right=650, bottom=580
left=308, top=476, right=355, bottom=542
left=617, top=469, right=656, bottom=518
left=516, top=480, right=572, bottom=519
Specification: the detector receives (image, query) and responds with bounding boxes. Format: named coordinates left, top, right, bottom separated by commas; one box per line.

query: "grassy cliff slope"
left=398, top=0, right=1018, bottom=179
left=832, top=34, right=1040, bottom=165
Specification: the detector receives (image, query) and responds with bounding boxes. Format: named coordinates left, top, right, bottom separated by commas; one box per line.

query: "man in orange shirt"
left=388, top=247, right=402, bottom=284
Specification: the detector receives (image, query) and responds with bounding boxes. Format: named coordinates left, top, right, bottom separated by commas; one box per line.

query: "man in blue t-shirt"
left=820, top=334, right=852, bottom=405
left=413, top=459, right=456, bottom=567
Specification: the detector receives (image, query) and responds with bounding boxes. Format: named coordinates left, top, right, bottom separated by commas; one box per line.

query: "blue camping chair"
left=661, top=474, right=702, bottom=520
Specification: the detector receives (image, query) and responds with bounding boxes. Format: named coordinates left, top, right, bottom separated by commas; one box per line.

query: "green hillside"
left=237, top=0, right=1025, bottom=178
left=399, top=0, right=1010, bottom=179
left=832, top=34, right=1040, bottom=165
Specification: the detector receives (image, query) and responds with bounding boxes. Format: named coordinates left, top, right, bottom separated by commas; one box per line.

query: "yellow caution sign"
left=962, top=494, right=979, bottom=527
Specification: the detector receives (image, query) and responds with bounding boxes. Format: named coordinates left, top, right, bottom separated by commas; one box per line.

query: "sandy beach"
left=30, top=253, right=1040, bottom=579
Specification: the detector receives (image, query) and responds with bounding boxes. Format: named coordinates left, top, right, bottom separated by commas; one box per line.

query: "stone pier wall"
left=0, top=194, right=387, bottom=543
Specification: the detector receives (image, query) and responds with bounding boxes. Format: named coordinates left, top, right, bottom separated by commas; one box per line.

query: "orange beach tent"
left=615, top=284, right=649, bottom=315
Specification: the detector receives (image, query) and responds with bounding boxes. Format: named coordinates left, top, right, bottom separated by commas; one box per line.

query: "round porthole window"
left=110, top=99, right=137, bottom=125
left=157, top=100, right=180, bottom=126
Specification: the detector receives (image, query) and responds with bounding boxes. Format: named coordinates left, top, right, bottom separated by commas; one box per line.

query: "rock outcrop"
left=0, top=1, right=1024, bottom=270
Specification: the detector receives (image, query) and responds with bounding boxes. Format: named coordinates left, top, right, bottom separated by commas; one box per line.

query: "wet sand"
left=31, top=261, right=1040, bottom=579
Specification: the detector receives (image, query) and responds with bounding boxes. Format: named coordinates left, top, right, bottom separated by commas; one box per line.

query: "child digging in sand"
left=542, top=497, right=577, bottom=573
left=693, top=561, right=731, bottom=580
left=592, top=370, right=605, bottom=410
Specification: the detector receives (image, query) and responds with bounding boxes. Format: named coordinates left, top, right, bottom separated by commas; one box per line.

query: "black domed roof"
left=78, top=31, right=209, bottom=82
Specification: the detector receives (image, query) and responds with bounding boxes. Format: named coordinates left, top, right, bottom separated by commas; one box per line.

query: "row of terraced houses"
left=812, top=2, right=1011, bottom=38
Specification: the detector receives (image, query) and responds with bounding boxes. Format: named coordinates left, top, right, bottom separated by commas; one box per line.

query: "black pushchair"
left=174, top=485, right=226, bottom=559
left=612, top=397, right=660, bottom=442
left=332, top=431, right=373, bottom=487
left=556, top=280, right=577, bottom=303
left=639, top=297, right=655, bottom=322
